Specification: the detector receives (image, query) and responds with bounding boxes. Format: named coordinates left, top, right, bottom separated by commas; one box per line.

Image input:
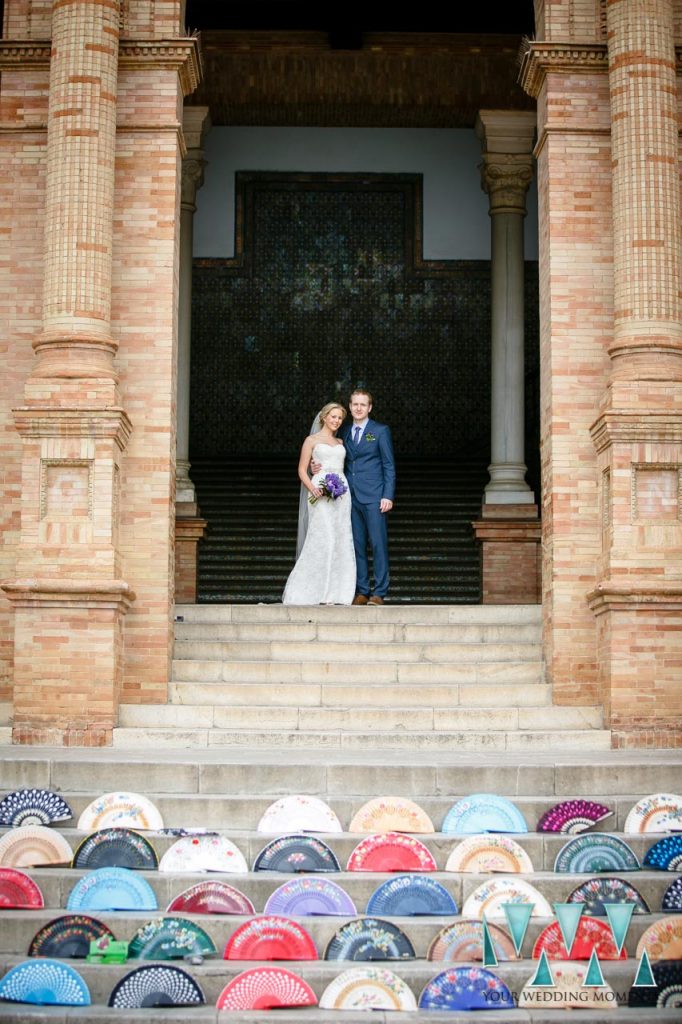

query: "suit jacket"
left=342, top=418, right=396, bottom=504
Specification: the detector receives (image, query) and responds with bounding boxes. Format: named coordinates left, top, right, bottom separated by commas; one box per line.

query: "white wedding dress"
left=282, top=442, right=356, bottom=605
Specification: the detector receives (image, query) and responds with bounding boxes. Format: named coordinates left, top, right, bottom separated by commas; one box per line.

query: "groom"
left=342, top=388, right=396, bottom=606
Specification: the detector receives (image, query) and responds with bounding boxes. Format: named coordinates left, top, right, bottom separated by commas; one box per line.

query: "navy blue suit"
left=342, top=418, right=396, bottom=598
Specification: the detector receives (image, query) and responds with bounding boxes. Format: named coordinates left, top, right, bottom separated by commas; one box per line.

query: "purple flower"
left=309, top=472, right=348, bottom=505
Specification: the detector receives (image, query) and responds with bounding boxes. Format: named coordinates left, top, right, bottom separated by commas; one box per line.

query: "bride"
left=282, top=403, right=356, bottom=605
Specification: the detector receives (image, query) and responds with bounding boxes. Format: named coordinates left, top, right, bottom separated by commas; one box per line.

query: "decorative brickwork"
left=522, top=0, right=682, bottom=745
left=0, top=0, right=199, bottom=739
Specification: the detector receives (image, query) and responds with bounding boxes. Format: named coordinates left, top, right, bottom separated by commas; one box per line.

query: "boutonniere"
left=365, top=433, right=377, bottom=442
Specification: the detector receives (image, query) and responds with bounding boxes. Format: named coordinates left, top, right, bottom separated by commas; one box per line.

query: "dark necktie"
left=353, top=426, right=361, bottom=445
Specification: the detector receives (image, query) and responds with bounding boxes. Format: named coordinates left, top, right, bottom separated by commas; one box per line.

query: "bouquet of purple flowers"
left=309, top=472, right=348, bottom=505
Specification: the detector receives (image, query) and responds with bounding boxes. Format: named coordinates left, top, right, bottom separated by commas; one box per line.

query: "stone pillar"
left=174, top=106, right=209, bottom=602
left=473, top=111, right=540, bottom=604
left=1, top=0, right=134, bottom=745
left=587, top=0, right=682, bottom=747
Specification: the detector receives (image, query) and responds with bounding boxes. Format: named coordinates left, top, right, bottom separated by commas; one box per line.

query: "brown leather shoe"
left=352, top=594, right=369, bottom=605
left=368, top=595, right=385, bottom=605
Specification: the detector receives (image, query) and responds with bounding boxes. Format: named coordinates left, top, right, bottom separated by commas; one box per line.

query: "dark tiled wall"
left=190, top=172, right=539, bottom=461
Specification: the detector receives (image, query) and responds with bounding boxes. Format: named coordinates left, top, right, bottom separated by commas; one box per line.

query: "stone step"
left=113, top=727, right=613, bottom=751
left=0, top=1009, right=666, bottom=1024
left=173, top=640, right=543, bottom=664
left=0, top=1009, right=668, bottom=1024
left=175, top=604, right=543, bottom=624
left=0, top=953, right=653, bottom=1012
left=0, top=826, right=660, bottom=876
left=11, top=790, right=659, bottom=834
left=167, top=681, right=552, bottom=708
left=175, top=622, right=542, bottom=643
left=0, top=899, right=671, bottom=954
left=119, top=705, right=601, bottom=734
left=171, top=659, right=544, bottom=685
left=4, top=748, right=678, bottom=796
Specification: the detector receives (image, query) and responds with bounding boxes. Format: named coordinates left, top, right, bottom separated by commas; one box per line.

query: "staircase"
left=114, top=604, right=609, bottom=751
left=191, top=456, right=487, bottom=603
left=0, top=742, right=680, bottom=1022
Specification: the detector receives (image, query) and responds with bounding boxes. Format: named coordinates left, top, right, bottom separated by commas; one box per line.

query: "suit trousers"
left=351, top=499, right=389, bottom=597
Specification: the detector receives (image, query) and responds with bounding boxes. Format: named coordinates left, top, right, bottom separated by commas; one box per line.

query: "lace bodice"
left=312, top=442, right=346, bottom=476
left=282, top=440, right=355, bottom=605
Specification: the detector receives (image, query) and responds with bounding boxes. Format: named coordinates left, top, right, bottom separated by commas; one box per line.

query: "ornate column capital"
left=181, top=155, right=206, bottom=210
left=479, top=153, right=534, bottom=215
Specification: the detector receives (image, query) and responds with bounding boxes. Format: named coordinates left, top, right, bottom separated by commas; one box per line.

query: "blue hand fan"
left=442, top=794, right=527, bottom=834
left=419, top=966, right=515, bottom=1010
left=366, top=874, right=458, bottom=916
left=0, top=959, right=90, bottom=1006
left=67, top=866, right=157, bottom=911
left=643, top=834, right=682, bottom=871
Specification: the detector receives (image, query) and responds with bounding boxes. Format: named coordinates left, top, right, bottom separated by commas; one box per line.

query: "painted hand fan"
left=567, top=876, right=650, bottom=916
left=642, top=834, right=682, bottom=871
left=325, top=918, right=415, bottom=961
left=0, top=960, right=90, bottom=1006
left=264, top=877, right=356, bottom=916
left=445, top=833, right=533, bottom=873
left=77, top=792, right=163, bottom=831
left=159, top=834, right=247, bottom=873
left=347, top=831, right=437, bottom=872
left=224, top=915, right=318, bottom=961
left=628, top=961, right=682, bottom=1009
left=419, top=966, right=514, bottom=1011
left=128, top=917, right=216, bottom=961
left=537, top=799, right=613, bottom=834
left=0, top=788, right=72, bottom=827
left=254, top=834, right=340, bottom=873
left=29, top=915, right=115, bottom=959
left=257, top=795, right=342, bottom=833
left=367, top=874, right=458, bottom=917
left=533, top=916, right=626, bottom=960
left=167, top=880, right=255, bottom=916
left=0, top=825, right=72, bottom=867
left=636, top=916, right=682, bottom=961
left=320, top=967, right=417, bottom=1011
left=427, top=919, right=518, bottom=961
left=662, top=876, right=682, bottom=911
left=66, top=867, right=157, bottom=912
left=0, top=867, right=44, bottom=908
left=72, top=827, right=158, bottom=870
left=108, top=965, right=205, bottom=1008
left=442, top=794, right=527, bottom=834
left=519, top=961, right=615, bottom=1009
left=216, top=967, right=317, bottom=1010
left=554, top=834, right=640, bottom=873
left=462, top=876, right=553, bottom=919
left=624, top=793, right=682, bottom=834
left=348, top=796, right=434, bottom=834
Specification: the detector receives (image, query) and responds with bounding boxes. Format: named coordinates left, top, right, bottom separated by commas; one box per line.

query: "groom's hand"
left=380, top=499, right=393, bottom=513
left=310, top=458, right=322, bottom=474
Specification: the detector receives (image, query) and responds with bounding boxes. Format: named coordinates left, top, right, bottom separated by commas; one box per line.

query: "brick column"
left=587, top=0, right=682, bottom=746
left=1, top=0, right=134, bottom=745
left=473, top=111, right=541, bottom=604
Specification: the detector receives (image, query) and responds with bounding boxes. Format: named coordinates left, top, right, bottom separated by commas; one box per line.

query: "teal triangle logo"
left=604, top=902, right=634, bottom=955
left=481, top=914, right=498, bottom=968
left=502, top=902, right=533, bottom=956
left=633, top=949, right=657, bottom=987
left=529, top=949, right=554, bottom=987
left=553, top=903, right=583, bottom=956
left=583, top=948, right=606, bottom=987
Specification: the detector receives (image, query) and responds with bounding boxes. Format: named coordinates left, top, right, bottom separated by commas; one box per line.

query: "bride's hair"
left=318, top=403, right=347, bottom=428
